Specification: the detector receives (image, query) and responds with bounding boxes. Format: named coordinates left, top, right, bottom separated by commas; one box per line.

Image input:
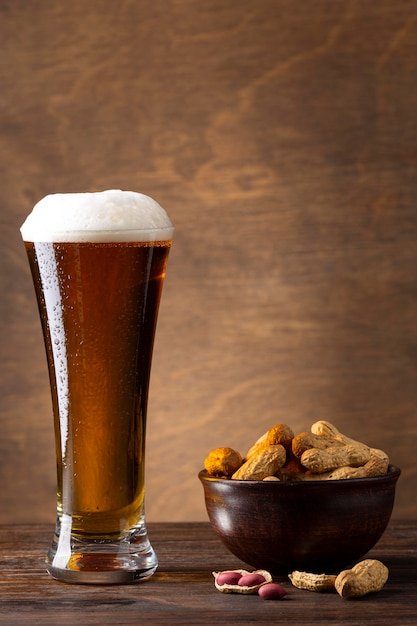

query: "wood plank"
left=0, top=0, right=417, bottom=525
left=0, top=523, right=416, bottom=624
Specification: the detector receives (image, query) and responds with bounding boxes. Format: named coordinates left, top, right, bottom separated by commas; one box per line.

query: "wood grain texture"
left=0, top=522, right=416, bottom=624
left=0, top=1, right=417, bottom=523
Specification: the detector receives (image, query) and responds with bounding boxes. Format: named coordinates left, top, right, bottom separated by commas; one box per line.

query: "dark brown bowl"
left=199, top=465, right=400, bottom=574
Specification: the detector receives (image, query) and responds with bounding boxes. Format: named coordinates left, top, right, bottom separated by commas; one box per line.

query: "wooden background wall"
left=1, top=0, right=416, bottom=524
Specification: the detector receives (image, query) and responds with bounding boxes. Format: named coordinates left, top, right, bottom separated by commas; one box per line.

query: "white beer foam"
left=20, top=189, right=174, bottom=242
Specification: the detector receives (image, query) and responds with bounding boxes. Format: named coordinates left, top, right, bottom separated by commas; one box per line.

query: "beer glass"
left=21, top=190, right=174, bottom=583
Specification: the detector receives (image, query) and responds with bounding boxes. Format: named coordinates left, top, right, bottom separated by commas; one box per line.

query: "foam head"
left=20, top=189, right=174, bottom=242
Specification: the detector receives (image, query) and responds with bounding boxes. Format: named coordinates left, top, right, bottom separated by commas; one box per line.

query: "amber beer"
left=21, top=190, right=173, bottom=583
left=25, top=240, right=170, bottom=531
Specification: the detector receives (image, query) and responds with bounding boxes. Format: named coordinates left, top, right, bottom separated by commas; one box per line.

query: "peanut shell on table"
left=213, top=569, right=272, bottom=594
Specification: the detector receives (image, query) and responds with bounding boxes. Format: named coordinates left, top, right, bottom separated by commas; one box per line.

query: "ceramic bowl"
left=199, top=465, right=400, bottom=574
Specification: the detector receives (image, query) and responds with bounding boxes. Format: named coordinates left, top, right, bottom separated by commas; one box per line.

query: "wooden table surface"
left=0, top=522, right=416, bottom=625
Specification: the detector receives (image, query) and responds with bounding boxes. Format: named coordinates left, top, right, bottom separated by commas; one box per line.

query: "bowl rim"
left=198, top=464, right=401, bottom=486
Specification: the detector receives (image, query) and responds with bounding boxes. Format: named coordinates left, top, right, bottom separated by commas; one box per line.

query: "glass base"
left=46, top=514, right=158, bottom=584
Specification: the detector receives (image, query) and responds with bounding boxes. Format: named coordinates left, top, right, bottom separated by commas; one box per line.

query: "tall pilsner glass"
left=20, top=190, right=174, bottom=584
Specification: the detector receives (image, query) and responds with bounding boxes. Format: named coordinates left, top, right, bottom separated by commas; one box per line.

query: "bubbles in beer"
left=35, top=242, right=70, bottom=459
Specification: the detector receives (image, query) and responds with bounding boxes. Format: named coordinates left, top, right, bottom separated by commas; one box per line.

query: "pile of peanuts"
left=204, top=420, right=390, bottom=481
left=213, top=559, right=389, bottom=599
left=213, top=569, right=287, bottom=600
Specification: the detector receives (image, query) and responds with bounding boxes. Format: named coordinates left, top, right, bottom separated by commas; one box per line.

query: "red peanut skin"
left=216, top=571, right=243, bottom=586
left=238, top=573, right=266, bottom=587
left=258, top=583, right=287, bottom=600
